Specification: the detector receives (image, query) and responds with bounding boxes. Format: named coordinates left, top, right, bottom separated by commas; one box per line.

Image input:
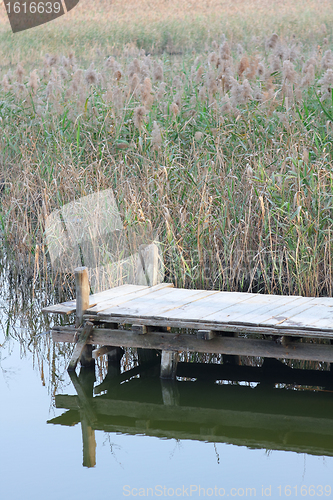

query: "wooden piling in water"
left=68, top=267, right=93, bottom=370
left=75, top=267, right=90, bottom=328
left=160, top=351, right=179, bottom=379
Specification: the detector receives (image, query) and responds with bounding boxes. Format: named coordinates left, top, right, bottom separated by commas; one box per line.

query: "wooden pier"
left=43, top=265, right=333, bottom=378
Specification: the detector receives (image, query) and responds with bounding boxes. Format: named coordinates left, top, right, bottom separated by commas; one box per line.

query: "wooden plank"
left=154, top=291, right=256, bottom=321
left=60, top=319, right=333, bottom=339
left=275, top=304, right=333, bottom=329
left=201, top=296, right=314, bottom=324
left=259, top=299, right=326, bottom=327
left=68, top=322, right=94, bottom=371
left=160, top=291, right=282, bottom=322
left=53, top=327, right=333, bottom=362
left=89, top=282, right=174, bottom=314
left=96, top=286, right=176, bottom=317
left=98, top=289, right=221, bottom=319
left=226, top=295, right=308, bottom=325
left=42, top=284, right=148, bottom=315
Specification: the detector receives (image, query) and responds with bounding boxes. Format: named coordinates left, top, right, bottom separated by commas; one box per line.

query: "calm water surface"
left=1, top=275, right=333, bottom=500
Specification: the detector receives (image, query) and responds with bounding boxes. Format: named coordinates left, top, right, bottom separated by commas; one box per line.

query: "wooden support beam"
left=133, top=324, right=148, bottom=334
left=68, top=322, right=94, bottom=371
left=83, top=316, right=333, bottom=340
left=160, top=351, right=179, bottom=379
left=54, top=326, right=333, bottom=364
left=198, top=330, right=215, bottom=340
left=220, top=331, right=240, bottom=365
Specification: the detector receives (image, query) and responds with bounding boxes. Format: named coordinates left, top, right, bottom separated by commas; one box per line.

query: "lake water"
left=1, top=273, right=333, bottom=500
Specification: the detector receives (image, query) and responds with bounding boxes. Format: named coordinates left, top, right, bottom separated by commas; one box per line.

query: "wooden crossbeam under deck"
left=52, top=327, right=333, bottom=363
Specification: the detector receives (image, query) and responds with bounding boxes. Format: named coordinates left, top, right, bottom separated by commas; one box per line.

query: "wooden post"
left=160, top=351, right=179, bottom=379
left=75, top=266, right=90, bottom=328
left=74, top=267, right=92, bottom=369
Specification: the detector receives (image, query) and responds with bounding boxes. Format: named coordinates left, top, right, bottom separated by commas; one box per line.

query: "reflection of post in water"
left=68, top=369, right=97, bottom=468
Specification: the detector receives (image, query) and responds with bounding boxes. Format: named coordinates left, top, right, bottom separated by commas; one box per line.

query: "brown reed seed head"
left=238, top=55, right=249, bottom=76
left=151, top=121, right=162, bottom=149
left=153, top=64, right=163, bottom=82
left=318, top=68, right=333, bottom=100
left=283, top=60, right=297, bottom=83
left=114, top=70, right=122, bottom=81
left=130, top=73, right=140, bottom=94
left=16, top=63, right=25, bottom=84
left=322, top=50, right=333, bottom=70
left=141, top=77, right=154, bottom=108
left=28, top=70, right=39, bottom=94
left=85, top=65, right=98, bottom=86
left=2, top=74, right=11, bottom=92
left=133, top=106, right=146, bottom=129
left=171, top=102, right=179, bottom=117
left=267, top=33, right=279, bottom=50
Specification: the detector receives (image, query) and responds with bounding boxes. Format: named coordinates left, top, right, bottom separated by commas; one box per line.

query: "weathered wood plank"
left=55, top=320, right=333, bottom=339
left=53, top=327, right=333, bottom=362
left=88, top=282, right=174, bottom=314
left=202, top=296, right=315, bottom=324
left=274, top=304, right=333, bottom=329
left=42, top=284, right=148, bottom=315
left=99, top=289, right=221, bottom=319
left=228, top=296, right=310, bottom=325
left=154, top=291, right=255, bottom=321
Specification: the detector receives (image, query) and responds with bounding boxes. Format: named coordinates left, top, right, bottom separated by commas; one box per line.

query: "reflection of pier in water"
left=48, top=355, right=333, bottom=467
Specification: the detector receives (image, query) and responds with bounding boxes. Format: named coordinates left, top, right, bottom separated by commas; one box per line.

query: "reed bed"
left=1, top=2, right=333, bottom=298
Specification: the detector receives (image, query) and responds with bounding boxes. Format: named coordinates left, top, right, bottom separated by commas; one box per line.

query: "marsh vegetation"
left=1, top=0, right=333, bottom=299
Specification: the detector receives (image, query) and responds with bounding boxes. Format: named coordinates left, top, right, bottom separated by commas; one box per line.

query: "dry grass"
left=1, top=0, right=333, bottom=298
left=0, top=0, right=333, bottom=65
